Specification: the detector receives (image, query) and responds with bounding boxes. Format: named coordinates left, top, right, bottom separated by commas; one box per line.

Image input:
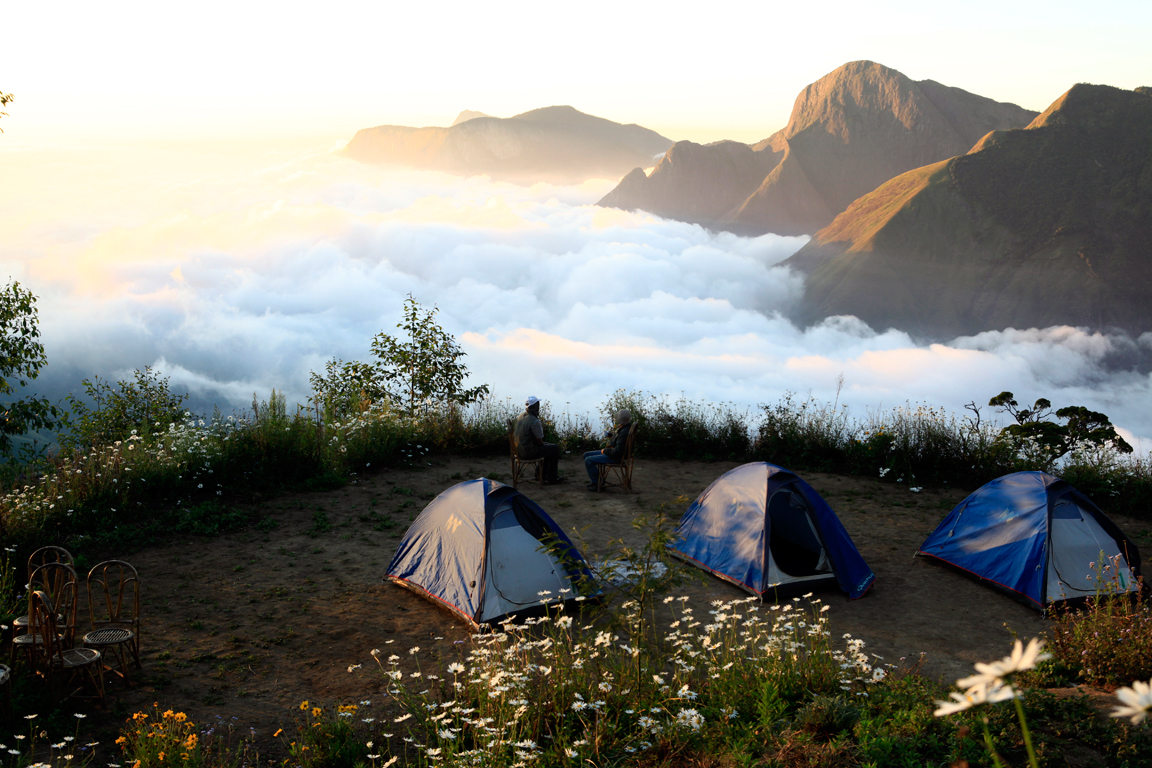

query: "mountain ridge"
left=598, top=61, right=1037, bottom=236
left=781, top=83, right=1152, bottom=338
left=344, top=105, right=673, bottom=184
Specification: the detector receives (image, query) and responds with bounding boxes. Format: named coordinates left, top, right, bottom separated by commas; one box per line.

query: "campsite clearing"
left=91, top=455, right=1152, bottom=746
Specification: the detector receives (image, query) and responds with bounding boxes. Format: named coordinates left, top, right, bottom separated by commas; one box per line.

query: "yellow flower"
left=163, top=710, right=176, bottom=719
left=299, top=700, right=310, bottom=711
left=158, top=752, right=166, bottom=762
left=173, top=713, right=187, bottom=723
left=184, top=734, right=198, bottom=749
left=337, top=704, right=358, bottom=713
left=115, top=736, right=127, bottom=745
left=273, top=729, right=283, bottom=738
left=311, top=707, right=323, bottom=718
left=132, top=712, right=149, bottom=721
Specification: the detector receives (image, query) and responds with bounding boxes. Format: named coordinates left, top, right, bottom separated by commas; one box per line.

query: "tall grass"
left=2, top=388, right=1150, bottom=560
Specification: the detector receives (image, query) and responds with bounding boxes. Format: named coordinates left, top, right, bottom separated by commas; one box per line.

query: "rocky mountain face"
left=782, top=84, right=1152, bottom=338
left=598, top=61, right=1037, bottom=235
left=343, top=106, right=672, bottom=184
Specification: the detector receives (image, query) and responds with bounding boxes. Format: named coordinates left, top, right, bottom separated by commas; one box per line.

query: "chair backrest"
left=87, top=560, right=140, bottom=632
left=28, top=562, right=79, bottom=644
left=29, top=589, right=65, bottom=664
left=623, top=423, right=639, bottom=464
left=27, top=546, right=74, bottom=581
left=507, top=419, right=517, bottom=456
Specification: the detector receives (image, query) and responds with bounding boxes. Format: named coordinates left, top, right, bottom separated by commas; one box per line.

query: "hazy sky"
left=3, top=1, right=1151, bottom=451
left=4, top=0, right=1150, bottom=144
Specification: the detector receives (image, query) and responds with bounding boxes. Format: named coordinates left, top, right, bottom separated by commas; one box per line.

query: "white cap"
left=525, top=395, right=540, bottom=408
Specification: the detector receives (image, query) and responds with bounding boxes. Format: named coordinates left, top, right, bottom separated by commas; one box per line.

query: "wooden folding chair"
left=83, top=560, right=141, bottom=683
left=10, top=562, right=79, bottom=669
left=596, top=424, right=639, bottom=493
left=508, top=420, right=545, bottom=488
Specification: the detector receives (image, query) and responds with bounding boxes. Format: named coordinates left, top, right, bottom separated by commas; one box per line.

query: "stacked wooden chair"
left=7, top=546, right=141, bottom=704
left=28, top=588, right=104, bottom=703
left=11, top=559, right=81, bottom=670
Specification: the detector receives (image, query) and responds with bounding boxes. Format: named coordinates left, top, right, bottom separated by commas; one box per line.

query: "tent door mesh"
left=479, top=503, right=572, bottom=622
left=1045, top=495, right=1137, bottom=603
left=766, top=488, right=832, bottom=580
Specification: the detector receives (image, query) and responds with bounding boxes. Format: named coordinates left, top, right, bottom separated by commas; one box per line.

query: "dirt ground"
left=53, top=454, right=1152, bottom=748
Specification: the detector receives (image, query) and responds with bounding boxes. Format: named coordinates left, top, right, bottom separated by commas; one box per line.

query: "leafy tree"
left=989, top=391, right=1133, bottom=464
left=61, top=366, right=188, bottom=451
left=0, top=280, right=62, bottom=456
left=0, top=91, right=12, bottom=132
left=309, top=357, right=387, bottom=418
left=311, top=295, right=489, bottom=417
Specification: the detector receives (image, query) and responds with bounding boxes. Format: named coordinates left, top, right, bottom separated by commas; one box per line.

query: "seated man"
left=584, top=409, right=632, bottom=491
left=513, top=396, right=563, bottom=485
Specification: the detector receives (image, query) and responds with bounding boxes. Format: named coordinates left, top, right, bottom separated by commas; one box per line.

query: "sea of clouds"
left=3, top=139, right=1151, bottom=449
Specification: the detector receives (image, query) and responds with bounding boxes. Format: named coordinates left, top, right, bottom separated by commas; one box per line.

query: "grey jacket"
left=603, top=423, right=632, bottom=462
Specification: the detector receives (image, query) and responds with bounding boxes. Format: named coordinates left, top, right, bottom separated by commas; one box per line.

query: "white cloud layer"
left=4, top=139, right=1151, bottom=452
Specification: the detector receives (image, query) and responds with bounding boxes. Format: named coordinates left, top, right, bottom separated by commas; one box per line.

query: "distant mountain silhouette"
left=344, top=106, right=672, bottom=184
left=783, top=84, right=1152, bottom=338
left=450, top=110, right=491, bottom=126
left=599, top=61, right=1037, bottom=235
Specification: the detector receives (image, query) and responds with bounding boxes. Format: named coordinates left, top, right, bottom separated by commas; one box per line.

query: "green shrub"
left=794, top=695, right=860, bottom=739
left=60, top=366, right=188, bottom=452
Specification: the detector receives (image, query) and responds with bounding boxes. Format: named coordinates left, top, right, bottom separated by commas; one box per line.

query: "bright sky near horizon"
left=4, top=0, right=1151, bottom=144
left=3, top=0, right=1152, bottom=451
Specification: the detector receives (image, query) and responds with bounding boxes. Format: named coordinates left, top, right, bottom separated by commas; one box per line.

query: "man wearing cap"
left=584, top=410, right=632, bottom=491
left=513, top=396, right=563, bottom=484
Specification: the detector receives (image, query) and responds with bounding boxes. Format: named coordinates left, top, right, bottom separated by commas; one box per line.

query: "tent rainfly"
left=386, top=478, right=594, bottom=627
left=669, top=462, right=876, bottom=599
left=917, top=471, right=1141, bottom=610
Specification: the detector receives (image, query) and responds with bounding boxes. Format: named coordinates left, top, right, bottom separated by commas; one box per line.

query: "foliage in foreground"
left=1041, top=559, right=1152, bottom=689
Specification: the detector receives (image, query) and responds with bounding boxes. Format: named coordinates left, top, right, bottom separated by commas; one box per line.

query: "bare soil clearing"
left=80, top=455, right=1152, bottom=746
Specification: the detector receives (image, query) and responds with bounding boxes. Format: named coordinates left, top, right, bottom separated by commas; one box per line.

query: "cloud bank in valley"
left=3, top=139, right=1151, bottom=449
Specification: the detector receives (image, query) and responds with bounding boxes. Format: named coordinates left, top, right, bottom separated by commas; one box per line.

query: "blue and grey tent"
left=917, top=471, right=1141, bottom=610
left=386, top=479, right=594, bottom=627
left=669, top=463, right=875, bottom=599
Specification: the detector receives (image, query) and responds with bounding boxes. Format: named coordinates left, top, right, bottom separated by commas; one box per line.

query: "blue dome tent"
left=387, top=479, right=595, bottom=627
left=669, top=463, right=875, bottom=599
left=917, top=471, right=1142, bottom=610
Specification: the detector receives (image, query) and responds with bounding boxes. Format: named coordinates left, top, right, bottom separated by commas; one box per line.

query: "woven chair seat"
left=12, top=633, right=44, bottom=646
left=83, top=628, right=133, bottom=645
left=54, top=648, right=101, bottom=670
left=0, top=663, right=9, bottom=684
